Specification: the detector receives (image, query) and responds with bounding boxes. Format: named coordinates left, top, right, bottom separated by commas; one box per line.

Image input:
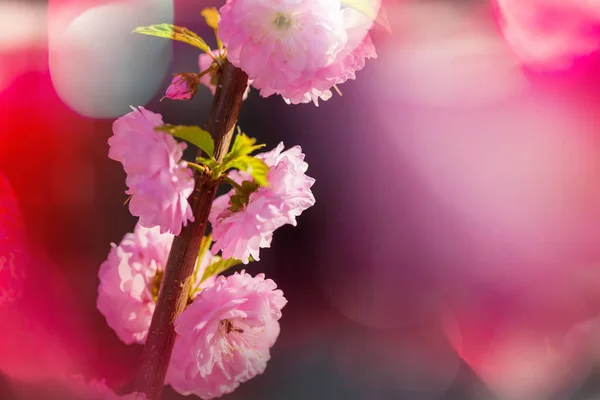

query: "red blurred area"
left=0, top=170, right=85, bottom=381
left=0, top=0, right=135, bottom=385
left=0, top=172, right=26, bottom=306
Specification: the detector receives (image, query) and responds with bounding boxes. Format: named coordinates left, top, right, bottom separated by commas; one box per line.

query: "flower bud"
left=165, top=73, right=200, bottom=100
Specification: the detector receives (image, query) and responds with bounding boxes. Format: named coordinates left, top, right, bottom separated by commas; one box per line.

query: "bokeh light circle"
left=49, top=1, right=173, bottom=119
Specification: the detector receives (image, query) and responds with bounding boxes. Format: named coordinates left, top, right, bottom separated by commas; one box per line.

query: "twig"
left=133, top=60, right=249, bottom=400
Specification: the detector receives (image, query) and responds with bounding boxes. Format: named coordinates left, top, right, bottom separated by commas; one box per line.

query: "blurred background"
left=2, top=0, right=600, bottom=399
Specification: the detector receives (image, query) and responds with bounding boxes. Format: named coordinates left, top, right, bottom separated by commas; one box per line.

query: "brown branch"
left=134, top=60, right=249, bottom=400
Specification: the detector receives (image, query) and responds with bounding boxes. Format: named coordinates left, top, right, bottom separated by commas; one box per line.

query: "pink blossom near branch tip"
left=108, top=106, right=194, bottom=235
left=209, top=143, right=315, bottom=263
left=218, top=0, right=377, bottom=105
left=166, top=271, right=287, bottom=399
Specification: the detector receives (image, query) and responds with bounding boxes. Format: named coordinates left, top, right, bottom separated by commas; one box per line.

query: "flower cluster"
left=210, top=143, right=316, bottom=263
left=98, top=224, right=286, bottom=398
left=108, top=107, right=194, bottom=235
left=100, top=139, right=308, bottom=398
left=218, top=0, right=377, bottom=104
left=96, top=0, right=378, bottom=397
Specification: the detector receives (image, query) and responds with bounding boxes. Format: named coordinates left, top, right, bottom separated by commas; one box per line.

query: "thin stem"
left=186, top=161, right=209, bottom=174
left=134, top=60, right=249, bottom=400
left=197, top=66, right=214, bottom=79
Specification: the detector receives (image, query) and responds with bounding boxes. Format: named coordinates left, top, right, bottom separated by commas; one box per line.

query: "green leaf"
left=341, top=0, right=392, bottom=32
left=229, top=156, right=269, bottom=186
left=200, top=257, right=245, bottom=283
left=223, top=132, right=265, bottom=163
left=133, top=24, right=211, bottom=52
left=218, top=132, right=269, bottom=185
left=201, top=7, right=223, bottom=50
left=156, top=125, right=214, bottom=157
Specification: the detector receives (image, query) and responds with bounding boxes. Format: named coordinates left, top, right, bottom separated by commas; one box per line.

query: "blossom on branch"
left=209, top=143, right=315, bottom=263
left=97, top=224, right=173, bottom=345
left=97, top=224, right=216, bottom=345
left=166, top=271, right=286, bottom=399
left=108, top=107, right=194, bottom=235
left=218, top=0, right=377, bottom=105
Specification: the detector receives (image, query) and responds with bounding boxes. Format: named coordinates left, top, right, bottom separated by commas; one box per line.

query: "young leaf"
left=133, top=24, right=211, bottom=52
left=201, top=7, right=223, bottom=49
left=228, top=156, right=269, bottom=186
left=200, top=257, right=245, bottom=283
left=341, top=0, right=392, bottom=32
left=223, top=132, right=265, bottom=164
left=156, top=125, right=214, bottom=157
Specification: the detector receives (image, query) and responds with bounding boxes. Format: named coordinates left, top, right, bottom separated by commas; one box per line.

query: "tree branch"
left=134, top=60, right=249, bottom=400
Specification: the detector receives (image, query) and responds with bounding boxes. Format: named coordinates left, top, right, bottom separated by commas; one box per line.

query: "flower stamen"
left=273, top=12, right=292, bottom=30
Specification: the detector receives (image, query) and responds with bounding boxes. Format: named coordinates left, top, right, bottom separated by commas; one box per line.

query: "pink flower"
left=127, top=165, right=194, bottom=237
left=209, top=143, right=315, bottom=263
left=97, top=224, right=215, bottom=345
left=108, top=107, right=194, bottom=235
left=495, top=0, right=600, bottom=70
left=65, top=376, right=146, bottom=400
left=198, top=52, right=252, bottom=100
left=209, top=192, right=281, bottom=264
left=166, top=271, right=286, bottom=399
left=97, top=224, right=173, bottom=345
left=293, top=8, right=378, bottom=105
left=165, top=73, right=200, bottom=100
left=256, top=143, right=317, bottom=225
left=218, top=0, right=377, bottom=105
left=218, top=0, right=347, bottom=104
